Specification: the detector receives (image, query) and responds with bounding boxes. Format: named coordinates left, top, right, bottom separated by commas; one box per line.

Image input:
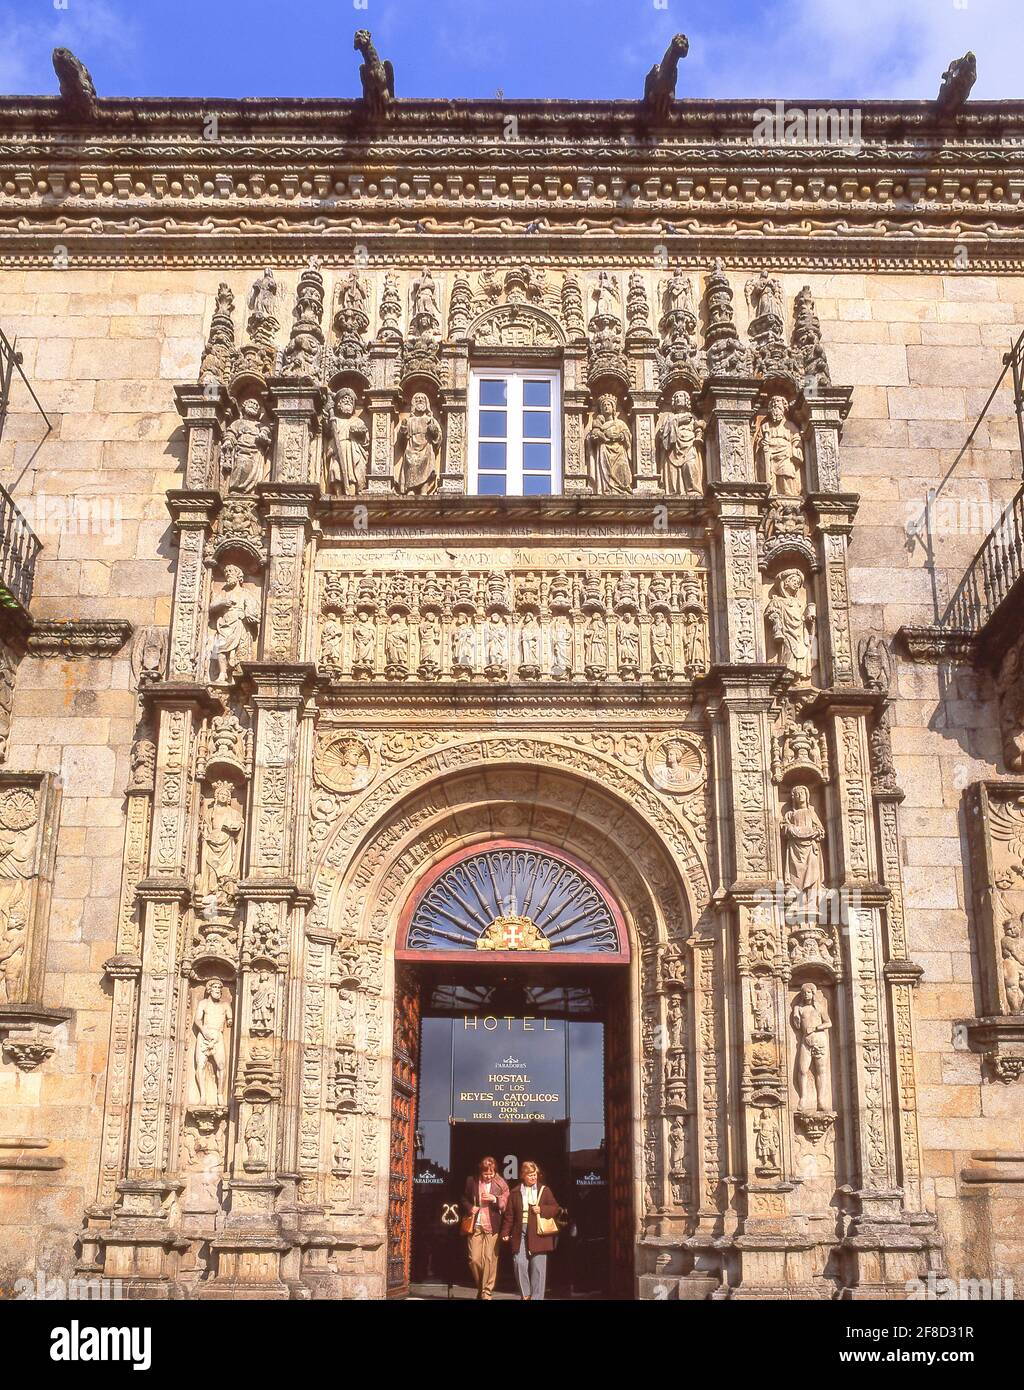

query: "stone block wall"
left=0, top=265, right=1022, bottom=1287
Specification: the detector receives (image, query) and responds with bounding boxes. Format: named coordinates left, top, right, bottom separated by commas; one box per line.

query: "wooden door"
left=386, top=964, right=420, bottom=1297
left=605, top=973, right=635, bottom=1297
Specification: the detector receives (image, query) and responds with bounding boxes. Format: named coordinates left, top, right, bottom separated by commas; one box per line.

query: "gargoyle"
left=643, top=33, right=689, bottom=121
left=937, top=51, right=977, bottom=113
left=354, top=29, right=394, bottom=120
left=52, top=47, right=98, bottom=123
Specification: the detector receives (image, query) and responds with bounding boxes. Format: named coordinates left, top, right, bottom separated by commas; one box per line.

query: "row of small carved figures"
left=318, top=608, right=711, bottom=679
left=319, top=569, right=707, bottom=616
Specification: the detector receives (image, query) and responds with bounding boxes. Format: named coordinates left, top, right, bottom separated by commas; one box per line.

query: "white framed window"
left=467, top=369, right=561, bottom=497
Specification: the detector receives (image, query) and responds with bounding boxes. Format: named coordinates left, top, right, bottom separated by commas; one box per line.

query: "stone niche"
left=0, top=772, right=69, bottom=1070
left=963, top=780, right=1024, bottom=1082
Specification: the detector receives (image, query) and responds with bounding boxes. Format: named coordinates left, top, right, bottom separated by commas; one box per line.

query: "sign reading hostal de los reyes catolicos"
left=452, top=1016, right=567, bottom=1122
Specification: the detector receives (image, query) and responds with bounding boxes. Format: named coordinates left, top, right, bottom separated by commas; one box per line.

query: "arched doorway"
left=387, top=839, right=633, bottom=1299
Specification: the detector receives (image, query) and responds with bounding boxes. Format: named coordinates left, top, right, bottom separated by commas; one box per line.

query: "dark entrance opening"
left=394, top=965, right=630, bottom=1299
left=386, top=841, right=635, bottom=1300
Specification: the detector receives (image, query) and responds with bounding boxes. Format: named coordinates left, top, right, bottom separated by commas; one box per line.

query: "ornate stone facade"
left=0, top=38, right=1022, bottom=1301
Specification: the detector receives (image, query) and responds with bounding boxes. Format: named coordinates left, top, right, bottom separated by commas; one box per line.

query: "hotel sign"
left=452, top=1015, right=567, bottom=1123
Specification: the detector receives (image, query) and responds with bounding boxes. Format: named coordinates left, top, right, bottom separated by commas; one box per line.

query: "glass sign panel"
left=452, top=1015, right=567, bottom=1122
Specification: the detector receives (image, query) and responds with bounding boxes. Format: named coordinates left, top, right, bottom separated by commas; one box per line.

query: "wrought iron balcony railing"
left=940, top=330, right=1024, bottom=644
left=0, top=327, right=47, bottom=613
left=0, top=481, right=40, bottom=611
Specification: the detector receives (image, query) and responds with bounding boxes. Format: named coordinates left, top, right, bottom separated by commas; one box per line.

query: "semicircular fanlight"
left=406, top=847, right=620, bottom=955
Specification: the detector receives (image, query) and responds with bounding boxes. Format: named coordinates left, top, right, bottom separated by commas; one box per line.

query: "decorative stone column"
left=811, top=497, right=859, bottom=688
left=626, top=342, right=661, bottom=495
left=562, top=345, right=589, bottom=494
left=800, top=386, right=853, bottom=494
left=165, top=491, right=218, bottom=682
left=367, top=342, right=400, bottom=493
left=174, top=382, right=229, bottom=491
left=439, top=341, right=468, bottom=494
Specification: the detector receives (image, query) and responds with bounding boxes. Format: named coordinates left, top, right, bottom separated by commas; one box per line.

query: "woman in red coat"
left=500, top=1160, right=561, bottom=1301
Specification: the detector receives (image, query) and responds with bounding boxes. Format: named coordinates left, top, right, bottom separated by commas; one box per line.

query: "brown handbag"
left=459, top=1212, right=476, bottom=1237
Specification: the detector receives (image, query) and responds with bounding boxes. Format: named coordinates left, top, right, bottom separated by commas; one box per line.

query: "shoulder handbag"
left=533, top=1186, right=560, bottom=1237
left=459, top=1183, right=477, bottom=1236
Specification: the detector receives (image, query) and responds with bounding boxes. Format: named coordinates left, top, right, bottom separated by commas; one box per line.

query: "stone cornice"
left=26, top=617, right=132, bottom=659
left=1, top=97, right=1023, bottom=268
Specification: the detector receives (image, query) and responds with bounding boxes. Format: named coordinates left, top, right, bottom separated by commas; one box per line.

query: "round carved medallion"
left=0, top=786, right=38, bottom=831
left=645, top=733, right=706, bottom=794
left=313, top=732, right=377, bottom=794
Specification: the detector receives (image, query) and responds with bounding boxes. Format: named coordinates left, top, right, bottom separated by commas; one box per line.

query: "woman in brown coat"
left=500, top=1160, right=561, bottom=1300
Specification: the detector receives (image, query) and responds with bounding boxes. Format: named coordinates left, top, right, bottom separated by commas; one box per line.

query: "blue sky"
left=0, top=0, right=1019, bottom=102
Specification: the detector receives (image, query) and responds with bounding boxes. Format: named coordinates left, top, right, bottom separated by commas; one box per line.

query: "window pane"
left=479, top=379, right=507, bottom=406
left=479, top=441, right=506, bottom=470
left=523, top=443, right=550, bottom=472
left=478, top=474, right=507, bottom=495
left=523, top=380, right=550, bottom=407
left=523, top=474, right=551, bottom=496
left=479, top=410, right=507, bottom=439
left=523, top=411, right=550, bottom=439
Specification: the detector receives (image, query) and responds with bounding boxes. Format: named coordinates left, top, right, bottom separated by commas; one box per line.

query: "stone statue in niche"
left=790, top=983, right=833, bottom=1112
left=765, top=569, right=815, bottom=681
left=682, top=609, right=707, bottom=672
left=418, top=614, right=441, bottom=674
left=194, top=781, right=244, bottom=909
left=384, top=613, right=410, bottom=676
left=651, top=611, right=673, bottom=674
left=616, top=611, right=640, bottom=677
left=585, top=394, right=633, bottom=495
left=326, top=388, right=369, bottom=495
left=394, top=392, right=442, bottom=495
left=221, top=399, right=272, bottom=494
left=751, top=976, right=774, bottom=1036
left=745, top=269, right=786, bottom=325
left=210, top=565, right=260, bottom=682
left=409, top=268, right=441, bottom=340
left=452, top=612, right=476, bottom=676
left=335, top=269, right=369, bottom=319
left=519, top=612, right=541, bottom=674
left=669, top=1115, right=686, bottom=1174
left=1002, top=919, right=1024, bottom=1012
left=781, top=786, right=826, bottom=914
left=591, top=271, right=621, bottom=321
left=550, top=615, right=572, bottom=678
left=656, top=391, right=704, bottom=496
left=754, top=395, right=803, bottom=496
left=351, top=610, right=376, bottom=675
left=244, top=1105, right=268, bottom=1170
left=320, top=613, right=344, bottom=670
left=250, top=971, right=275, bottom=1035
left=191, top=979, right=233, bottom=1108
left=754, top=1107, right=782, bottom=1176
left=485, top=614, right=508, bottom=674
left=584, top=613, right=608, bottom=678
left=247, top=268, right=278, bottom=324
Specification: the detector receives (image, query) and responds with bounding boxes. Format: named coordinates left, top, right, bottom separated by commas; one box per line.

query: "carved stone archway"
left=307, top=740, right=712, bottom=1298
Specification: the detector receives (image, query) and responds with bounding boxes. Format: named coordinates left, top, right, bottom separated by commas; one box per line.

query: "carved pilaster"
left=267, top=379, right=323, bottom=486
left=811, top=497, right=859, bottom=688
left=166, top=491, right=218, bottom=681
left=628, top=342, right=661, bottom=495
left=562, top=346, right=589, bottom=495
left=257, top=485, right=316, bottom=665
left=174, top=383, right=230, bottom=492
left=367, top=342, right=400, bottom=493
left=710, top=487, right=768, bottom=665
left=800, top=387, right=852, bottom=494
left=702, top=379, right=760, bottom=486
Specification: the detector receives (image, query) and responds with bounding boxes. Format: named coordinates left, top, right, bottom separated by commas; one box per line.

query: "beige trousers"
left=467, top=1229, right=500, bottom=1299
